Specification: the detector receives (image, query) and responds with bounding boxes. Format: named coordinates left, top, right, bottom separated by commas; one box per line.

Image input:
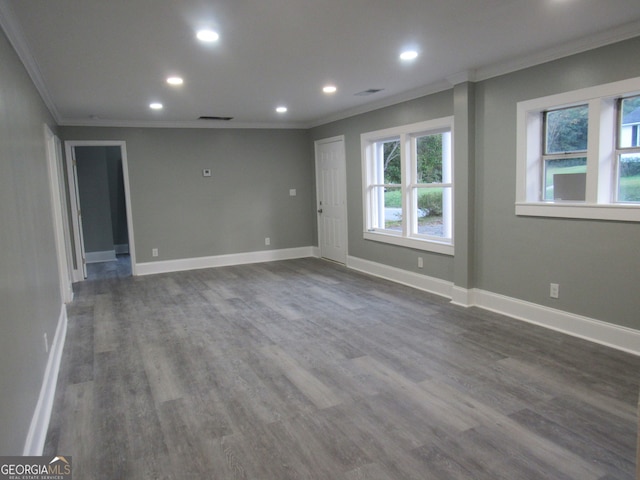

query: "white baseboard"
left=114, top=244, right=129, bottom=255
left=472, top=289, right=640, bottom=356
left=345, top=255, right=640, bottom=356
left=346, top=255, right=454, bottom=299
left=23, top=304, right=67, bottom=455
left=136, top=246, right=318, bottom=276
left=85, top=250, right=116, bottom=263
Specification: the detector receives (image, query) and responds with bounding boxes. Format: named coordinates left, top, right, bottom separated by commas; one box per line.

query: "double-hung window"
left=362, top=117, right=454, bottom=255
left=516, top=76, right=640, bottom=221
left=616, top=95, right=640, bottom=203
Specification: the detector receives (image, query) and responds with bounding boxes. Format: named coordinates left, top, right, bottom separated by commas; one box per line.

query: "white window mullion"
left=585, top=99, right=601, bottom=203
left=400, top=133, right=411, bottom=237
left=594, top=97, right=615, bottom=203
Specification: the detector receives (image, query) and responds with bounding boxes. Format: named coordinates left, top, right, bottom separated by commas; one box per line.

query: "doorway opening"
left=65, top=141, right=136, bottom=281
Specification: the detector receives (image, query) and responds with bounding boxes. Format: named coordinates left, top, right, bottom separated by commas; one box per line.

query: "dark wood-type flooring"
left=45, top=258, right=640, bottom=479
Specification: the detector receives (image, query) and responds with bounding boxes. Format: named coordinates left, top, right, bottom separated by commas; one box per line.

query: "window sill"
left=515, top=202, right=640, bottom=222
left=364, top=230, right=454, bottom=255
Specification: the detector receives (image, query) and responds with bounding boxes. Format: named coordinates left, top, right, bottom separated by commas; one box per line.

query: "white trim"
left=60, top=118, right=306, bottom=130
left=0, top=2, right=61, bottom=122
left=346, top=255, right=454, bottom=299
left=85, top=250, right=117, bottom=263
left=472, top=289, right=640, bottom=356
left=136, top=246, right=317, bottom=276
left=114, top=244, right=129, bottom=255
left=515, top=202, right=640, bottom=222
left=475, top=20, right=640, bottom=84
left=64, top=143, right=86, bottom=281
left=363, top=231, right=455, bottom=256
left=23, top=305, right=67, bottom=455
left=44, top=125, right=73, bottom=303
left=345, top=255, right=640, bottom=356
left=450, top=285, right=475, bottom=307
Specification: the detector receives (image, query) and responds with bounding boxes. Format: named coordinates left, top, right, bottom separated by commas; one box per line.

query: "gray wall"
left=0, top=29, right=61, bottom=454
left=473, top=37, right=640, bottom=330
left=106, top=147, right=129, bottom=248
left=60, top=127, right=314, bottom=263
left=75, top=146, right=115, bottom=254
left=310, top=36, right=640, bottom=331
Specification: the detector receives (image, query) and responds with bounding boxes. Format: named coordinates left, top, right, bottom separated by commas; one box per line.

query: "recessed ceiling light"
left=400, top=50, right=419, bottom=61
left=276, top=106, right=288, bottom=113
left=149, top=102, right=163, bottom=110
left=196, top=29, right=219, bottom=42
left=323, top=85, right=337, bottom=94
left=166, top=76, right=183, bottom=86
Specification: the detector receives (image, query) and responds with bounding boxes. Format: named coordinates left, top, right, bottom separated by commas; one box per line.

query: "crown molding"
left=0, top=0, right=61, bottom=122
left=59, top=118, right=307, bottom=130
left=308, top=24, right=640, bottom=129
left=306, top=80, right=452, bottom=128
left=474, top=19, right=640, bottom=82
left=446, top=70, right=477, bottom=86
left=2, top=0, right=639, bottom=131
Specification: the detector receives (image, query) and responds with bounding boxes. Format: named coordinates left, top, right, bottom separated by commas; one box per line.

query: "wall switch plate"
left=152, top=248, right=158, bottom=257
left=550, top=283, right=559, bottom=299
left=265, top=237, right=270, bottom=246
left=418, top=257, right=423, bottom=268
left=289, top=189, right=296, bottom=196
left=202, top=169, right=212, bottom=177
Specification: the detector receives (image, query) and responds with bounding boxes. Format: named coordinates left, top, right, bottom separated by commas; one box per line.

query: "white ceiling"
left=2, top=0, right=640, bottom=128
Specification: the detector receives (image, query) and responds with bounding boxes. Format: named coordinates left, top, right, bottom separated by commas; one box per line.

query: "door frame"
left=64, top=140, right=137, bottom=280
left=44, top=125, right=74, bottom=302
left=314, top=135, right=348, bottom=263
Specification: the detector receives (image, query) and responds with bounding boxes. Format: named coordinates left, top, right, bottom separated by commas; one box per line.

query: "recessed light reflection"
left=196, top=29, right=219, bottom=42
left=149, top=102, right=163, bottom=110
left=322, top=85, right=337, bottom=94
left=276, top=106, right=288, bottom=113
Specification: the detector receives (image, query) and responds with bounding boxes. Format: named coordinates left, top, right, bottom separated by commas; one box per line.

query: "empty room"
left=1, top=1, right=640, bottom=479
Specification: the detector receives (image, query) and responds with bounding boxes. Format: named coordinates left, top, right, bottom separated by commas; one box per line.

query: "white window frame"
left=361, top=117, right=454, bottom=255
left=516, top=76, right=640, bottom=222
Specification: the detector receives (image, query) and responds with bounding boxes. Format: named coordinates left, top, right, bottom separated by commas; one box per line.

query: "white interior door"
left=44, top=125, right=74, bottom=302
left=315, top=136, right=347, bottom=264
left=66, top=145, right=87, bottom=280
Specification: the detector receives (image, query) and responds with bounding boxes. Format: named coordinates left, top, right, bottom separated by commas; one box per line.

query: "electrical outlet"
left=44, top=333, right=49, bottom=353
left=418, top=257, right=423, bottom=268
left=265, top=237, right=271, bottom=246
left=152, top=248, right=158, bottom=257
left=550, top=283, right=559, bottom=299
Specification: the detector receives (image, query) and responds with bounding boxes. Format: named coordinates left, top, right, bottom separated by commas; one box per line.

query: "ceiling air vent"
left=354, top=88, right=384, bottom=96
left=198, top=116, right=234, bottom=121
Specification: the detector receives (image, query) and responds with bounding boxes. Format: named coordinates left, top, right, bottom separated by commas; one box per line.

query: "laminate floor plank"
left=44, top=258, right=640, bottom=479
left=509, top=408, right=636, bottom=479
left=344, top=463, right=396, bottom=480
